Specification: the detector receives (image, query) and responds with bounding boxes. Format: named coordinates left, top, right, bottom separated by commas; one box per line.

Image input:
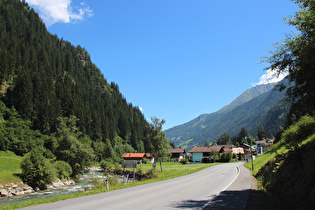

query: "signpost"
left=122, top=161, right=137, bottom=184
left=122, top=161, right=138, bottom=169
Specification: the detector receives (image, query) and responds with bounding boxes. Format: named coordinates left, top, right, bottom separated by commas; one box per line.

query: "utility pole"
left=249, top=137, right=254, bottom=171
left=246, top=136, right=254, bottom=171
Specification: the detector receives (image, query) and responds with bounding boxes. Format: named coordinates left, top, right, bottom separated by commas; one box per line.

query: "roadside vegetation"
left=244, top=0, right=315, bottom=208
left=245, top=115, right=315, bottom=209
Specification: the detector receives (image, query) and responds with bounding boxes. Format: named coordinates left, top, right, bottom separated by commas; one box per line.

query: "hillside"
left=0, top=0, right=152, bottom=158
left=166, top=81, right=290, bottom=149
left=244, top=116, right=315, bottom=209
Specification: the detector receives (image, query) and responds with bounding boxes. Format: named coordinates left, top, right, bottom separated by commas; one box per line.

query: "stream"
left=0, top=170, right=120, bottom=207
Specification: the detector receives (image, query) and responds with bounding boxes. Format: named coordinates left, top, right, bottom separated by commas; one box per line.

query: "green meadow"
left=0, top=151, right=22, bottom=185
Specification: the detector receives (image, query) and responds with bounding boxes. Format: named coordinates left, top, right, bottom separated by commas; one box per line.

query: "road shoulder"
left=203, top=163, right=253, bottom=210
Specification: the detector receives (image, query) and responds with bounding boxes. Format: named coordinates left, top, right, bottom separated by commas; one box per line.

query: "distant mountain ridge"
left=217, top=83, right=275, bottom=114
left=165, top=81, right=290, bottom=149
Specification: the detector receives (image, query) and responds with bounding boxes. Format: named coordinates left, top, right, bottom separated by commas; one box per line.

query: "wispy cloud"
left=252, top=69, right=288, bottom=86
left=25, top=0, right=93, bottom=26
left=139, top=107, right=143, bottom=112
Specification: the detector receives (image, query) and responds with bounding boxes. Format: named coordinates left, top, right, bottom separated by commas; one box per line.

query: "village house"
left=121, top=153, right=154, bottom=164
left=189, top=147, right=211, bottom=163
left=240, top=143, right=256, bottom=162
left=169, top=148, right=186, bottom=162
left=145, top=153, right=155, bottom=163
left=189, top=145, right=236, bottom=162
left=232, top=147, right=245, bottom=155
left=256, top=138, right=274, bottom=155
left=240, top=143, right=256, bottom=155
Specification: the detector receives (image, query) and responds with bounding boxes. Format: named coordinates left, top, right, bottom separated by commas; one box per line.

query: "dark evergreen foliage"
left=0, top=0, right=151, bottom=158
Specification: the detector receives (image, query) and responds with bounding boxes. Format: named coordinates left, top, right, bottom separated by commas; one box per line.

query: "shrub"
left=180, top=157, right=188, bottom=165
left=90, top=173, right=119, bottom=190
left=114, top=162, right=121, bottom=174
left=55, top=161, right=72, bottom=180
left=100, top=160, right=112, bottom=173
left=145, top=169, right=158, bottom=179
left=136, top=167, right=144, bottom=177
left=218, top=152, right=232, bottom=162
left=107, top=175, right=119, bottom=185
left=21, top=147, right=56, bottom=189
left=201, top=157, right=211, bottom=163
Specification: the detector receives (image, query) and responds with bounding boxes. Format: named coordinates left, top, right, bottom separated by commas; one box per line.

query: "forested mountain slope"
left=166, top=81, right=290, bottom=149
left=165, top=83, right=275, bottom=142
left=0, top=0, right=150, bottom=154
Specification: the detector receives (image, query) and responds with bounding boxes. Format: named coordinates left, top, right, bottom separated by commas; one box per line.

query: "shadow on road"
left=170, top=189, right=252, bottom=209
left=169, top=199, right=209, bottom=209
left=203, top=190, right=250, bottom=209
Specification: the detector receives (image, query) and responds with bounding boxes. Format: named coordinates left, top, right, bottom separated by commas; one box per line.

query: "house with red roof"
left=121, top=153, right=154, bottom=163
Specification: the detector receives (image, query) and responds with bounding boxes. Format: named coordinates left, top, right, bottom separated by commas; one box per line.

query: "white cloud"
left=252, top=69, right=288, bottom=86
left=25, top=0, right=93, bottom=26
left=139, top=107, right=143, bottom=112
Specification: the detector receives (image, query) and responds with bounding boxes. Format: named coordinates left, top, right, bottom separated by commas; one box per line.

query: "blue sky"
left=26, top=0, right=297, bottom=130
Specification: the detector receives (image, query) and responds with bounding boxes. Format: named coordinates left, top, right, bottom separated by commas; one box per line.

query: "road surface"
left=21, top=162, right=252, bottom=210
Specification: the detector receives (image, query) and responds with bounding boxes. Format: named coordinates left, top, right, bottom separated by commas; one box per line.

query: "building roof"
left=189, top=145, right=237, bottom=153
left=145, top=153, right=154, bottom=158
left=121, top=153, right=146, bottom=158
left=169, top=148, right=185, bottom=154
left=223, top=147, right=232, bottom=152
left=208, top=145, right=223, bottom=152
left=189, top=147, right=211, bottom=153
left=221, top=144, right=236, bottom=148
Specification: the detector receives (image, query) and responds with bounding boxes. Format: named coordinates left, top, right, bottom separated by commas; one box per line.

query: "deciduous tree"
left=264, top=0, right=315, bottom=118
left=147, top=117, right=171, bottom=171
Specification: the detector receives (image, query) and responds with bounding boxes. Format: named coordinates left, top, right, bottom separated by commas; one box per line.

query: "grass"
left=0, top=162, right=216, bottom=209
left=244, top=135, right=314, bottom=176
left=244, top=134, right=315, bottom=209
left=0, top=151, right=23, bottom=185
left=244, top=144, right=288, bottom=176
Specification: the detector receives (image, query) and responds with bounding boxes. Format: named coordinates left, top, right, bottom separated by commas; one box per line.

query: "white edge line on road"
left=201, top=165, right=241, bottom=210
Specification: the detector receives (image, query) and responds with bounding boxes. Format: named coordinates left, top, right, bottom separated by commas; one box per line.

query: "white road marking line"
left=201, top=165, right=241, bottom=209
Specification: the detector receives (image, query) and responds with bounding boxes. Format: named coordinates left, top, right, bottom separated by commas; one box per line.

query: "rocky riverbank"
left=0, top=179, right=75, bottom=199
left=0, top=183, right=33, bottom=198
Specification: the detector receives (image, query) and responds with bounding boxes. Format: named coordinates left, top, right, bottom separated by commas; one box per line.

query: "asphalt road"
left=21, top=162, right=252, bottom=210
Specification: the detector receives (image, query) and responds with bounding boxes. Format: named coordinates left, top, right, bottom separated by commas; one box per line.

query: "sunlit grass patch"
left=0, top=151, right=22, bottom=185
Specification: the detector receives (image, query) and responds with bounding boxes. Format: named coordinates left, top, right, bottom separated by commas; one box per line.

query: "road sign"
left=122, top=161, right=138, bottom=169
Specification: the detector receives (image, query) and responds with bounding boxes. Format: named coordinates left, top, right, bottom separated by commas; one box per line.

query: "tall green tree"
left=54, top=116, right=95, bottom=177
left=264, top=0, right=315, bottom=119
left=146, top=117, right=171, bottom=171
left=217, top=132, right=230, bottom=145
left=204, top=140, right=210, bottom=147
left=257, top=125, right=267, bottom=140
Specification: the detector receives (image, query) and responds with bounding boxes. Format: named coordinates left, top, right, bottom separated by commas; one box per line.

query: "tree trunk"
left=159, top=161, right=163, bottom=171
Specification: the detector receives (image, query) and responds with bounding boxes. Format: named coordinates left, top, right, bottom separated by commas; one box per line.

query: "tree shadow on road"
left=203, top=190, right=250, bottom=209
left=170, top=189, right=254, bottom=209
left=168, top=199, right=209, bottom=209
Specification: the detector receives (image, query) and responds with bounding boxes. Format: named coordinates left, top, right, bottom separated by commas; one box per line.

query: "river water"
left=0, top=170, right=116, bottom=207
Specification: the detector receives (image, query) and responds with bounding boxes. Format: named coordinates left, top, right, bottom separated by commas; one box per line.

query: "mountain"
left=0, top=0, right=152, bottom=158
left=217, top=83, right=275, bottom=114
left=165, top=81, right=290, bottom=149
